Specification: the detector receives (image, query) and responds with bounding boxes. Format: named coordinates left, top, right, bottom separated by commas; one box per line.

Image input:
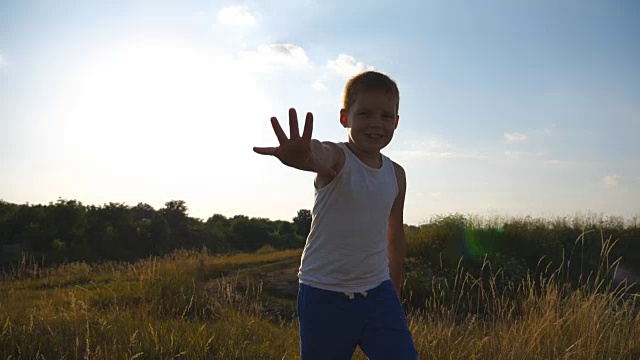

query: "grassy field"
left=1, top=247, right=638, bottom=359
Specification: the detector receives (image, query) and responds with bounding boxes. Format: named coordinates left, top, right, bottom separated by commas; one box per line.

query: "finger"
left=302, top=112, right=313, bottom=141
left=289, top=108, right=300, bottom=139
left=270, top=117, right=288, bottom=144
left=253, top=146, right=277, bottom=156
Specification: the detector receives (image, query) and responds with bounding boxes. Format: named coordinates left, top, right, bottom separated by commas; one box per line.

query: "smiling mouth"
left=366, top=134, right=383, bottom=139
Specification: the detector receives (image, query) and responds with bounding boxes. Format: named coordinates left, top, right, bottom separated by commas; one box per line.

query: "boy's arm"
left=253, top=108, right=338, bottom=178
left=310, top=139, right=341, bottom=174
left=388, top=162, right=407, bottom=297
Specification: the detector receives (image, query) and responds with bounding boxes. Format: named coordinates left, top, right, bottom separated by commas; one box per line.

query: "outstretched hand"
left=253, top=108, right=336, bottom=177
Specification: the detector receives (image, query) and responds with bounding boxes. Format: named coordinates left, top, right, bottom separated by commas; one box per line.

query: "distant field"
left=1, top=247, right=638, bottom=359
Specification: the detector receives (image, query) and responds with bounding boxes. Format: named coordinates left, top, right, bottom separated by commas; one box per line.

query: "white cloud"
left=543, top=123, right=557, bottom=136
left=327, top=54, right=374, bottom=78
left=391, top=138, right=486, bottom=161
left=426, top=140, right=452, bottom=149
left=429, top=192, right=442, bottom=199
left=504, top=133, right=528, bottom=143
left=431, top=152, right=488, bottom=160
left=544, top=159, right=579, bottom=169
left=312, top=81, right=328, bottom=91
left=238, top=44, right=310, bottom=72
left=504, top=151, right=544, bottom=159
left=603, top=175, right=620, bottom=188
left=401, top=139, right=453, bottom=150
left=391, top=150, right=488, bottom=161
left=217, top=5, right=255, bottom=25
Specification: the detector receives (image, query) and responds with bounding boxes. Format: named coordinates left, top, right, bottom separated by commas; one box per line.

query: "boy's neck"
left=344, top=142, right=383, bottom=168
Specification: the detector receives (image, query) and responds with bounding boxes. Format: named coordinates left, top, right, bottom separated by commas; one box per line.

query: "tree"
left=293, top=209, right=312, bottom=238
left=0, top=200, right=19, bottom=245
left=278, top=221, right=295, bottom=236
left=206, top=214, right=229, bottom=228
left=150, top=214, right=171, bottom=253
left=162, top=200, right=187, bottom=213
left=20, top=223, right=48, bottom=252
left=203, top=214, right=230, bottom=252
left=159, top=200, right=190, bottom=248
left=276, top=221, right=304, bottom=249
left=230, top=217, right=270, bottom=251
left=48, top=199, right=86, bottom=247
left=132, top=203, right=155, bottom=221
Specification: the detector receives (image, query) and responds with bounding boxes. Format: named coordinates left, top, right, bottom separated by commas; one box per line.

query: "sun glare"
left=57, top=39, right=272, bottom=181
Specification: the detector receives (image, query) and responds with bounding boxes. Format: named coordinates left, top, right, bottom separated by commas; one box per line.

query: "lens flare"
left=463, top=225, right=503, bottom=260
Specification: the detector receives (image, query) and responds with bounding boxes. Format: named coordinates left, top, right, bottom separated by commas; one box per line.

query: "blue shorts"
left=297, top=280, right=418, bottom=359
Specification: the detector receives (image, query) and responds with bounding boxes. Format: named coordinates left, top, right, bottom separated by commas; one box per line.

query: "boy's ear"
left=394, top=115, right=400, bottom=129
left=339, top=109, right=349, bottom=128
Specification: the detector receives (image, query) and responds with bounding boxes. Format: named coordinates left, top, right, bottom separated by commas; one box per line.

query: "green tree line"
left=0, top=199, right=312, bottom=266
left=1, top=198, right=638, bottom=297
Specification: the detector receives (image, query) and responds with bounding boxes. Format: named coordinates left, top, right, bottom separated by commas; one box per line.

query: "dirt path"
left=203, top=254, right=302, bottom=320
left=234, top=256, right=301, bottom=299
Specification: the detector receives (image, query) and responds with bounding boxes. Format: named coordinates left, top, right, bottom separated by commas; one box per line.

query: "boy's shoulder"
left=382, top=153, right=405, bottom=177
left=391, top=160, right=405, bottom=176
left=386, top=157, right=406, bottom=191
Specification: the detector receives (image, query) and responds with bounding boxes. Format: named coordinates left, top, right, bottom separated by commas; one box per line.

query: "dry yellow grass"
left=0, top=248, right=638, bottom=359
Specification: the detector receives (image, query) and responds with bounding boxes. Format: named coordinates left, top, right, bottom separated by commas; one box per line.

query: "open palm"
left=253, top=108, right=334, bottom=177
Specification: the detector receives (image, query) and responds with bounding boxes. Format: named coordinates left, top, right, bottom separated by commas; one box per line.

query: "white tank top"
left=298, top=142, right=399, bottom=293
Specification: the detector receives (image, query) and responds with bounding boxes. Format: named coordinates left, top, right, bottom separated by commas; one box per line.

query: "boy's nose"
left=370, top=116, right=385, bottom=127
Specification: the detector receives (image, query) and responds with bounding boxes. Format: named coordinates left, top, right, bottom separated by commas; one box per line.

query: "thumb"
left=253, top=146, right=277, bottom=156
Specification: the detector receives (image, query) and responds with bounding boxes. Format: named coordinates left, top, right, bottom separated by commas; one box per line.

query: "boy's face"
left=340, top=90, right=399, bottom=154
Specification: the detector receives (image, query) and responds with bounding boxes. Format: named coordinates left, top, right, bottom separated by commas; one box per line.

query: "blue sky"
left=1, top=0, right=639, bottom=225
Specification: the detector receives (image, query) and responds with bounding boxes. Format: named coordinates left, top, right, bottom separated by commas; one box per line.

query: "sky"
left=1, top=0, right=639, bottom=225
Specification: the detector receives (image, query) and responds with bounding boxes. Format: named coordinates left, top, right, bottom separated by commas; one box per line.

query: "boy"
left=254, top=71, right=417, bottom=359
